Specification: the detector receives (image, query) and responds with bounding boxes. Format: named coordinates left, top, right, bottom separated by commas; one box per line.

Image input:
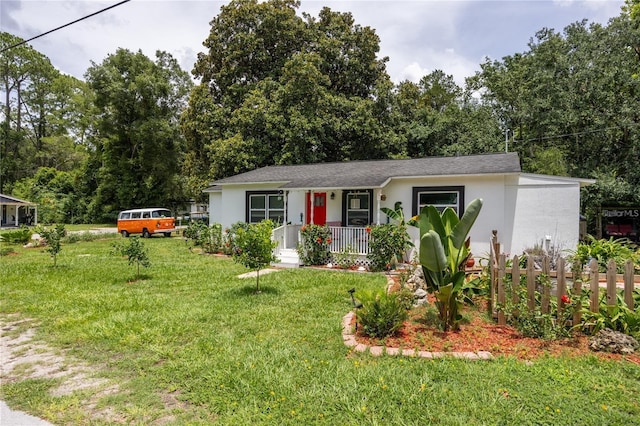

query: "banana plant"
left=413, top=198, right=483, bottom=331
left=380, top=201, right=414, bottom=263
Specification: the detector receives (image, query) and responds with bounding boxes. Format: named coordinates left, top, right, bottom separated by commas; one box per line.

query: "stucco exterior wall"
left=381, top=175, right=510, bottom=260
left=208, top=192, right=222, bottom=224
left=206, top=173, right=584, bottom=261
left=507, top=175, right=581, bottom=256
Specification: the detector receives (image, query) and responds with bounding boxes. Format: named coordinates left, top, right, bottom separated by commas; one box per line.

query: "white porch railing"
left=272, top=224, right=303, bottom=252
left=328, top=226, right=370, bottom=255
left=272, top=224, right=370, bottom=256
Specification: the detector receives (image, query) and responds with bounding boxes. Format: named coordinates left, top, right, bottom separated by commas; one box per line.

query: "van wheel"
left=121, top=230, right=129, bottom=238
left=142, top=229, right=151, bottom=238
left=164, top=232, right=171, bottom=238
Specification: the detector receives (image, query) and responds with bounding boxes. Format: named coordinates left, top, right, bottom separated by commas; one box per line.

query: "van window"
left=120, top=212, right=131, bottom=220
left=143, top=212, right=150, bottom=218
left=132, top=212, right=141, bottom=219
left=153, top=209, right=172, bottom=218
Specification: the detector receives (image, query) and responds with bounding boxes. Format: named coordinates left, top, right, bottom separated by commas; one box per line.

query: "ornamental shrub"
left=368, top=223, right=411, bottom=271
left=111, top=236, right=151, bottom=280
left=231, top=220, right=278, bottom=293
left=568, top=235, right=639, bottom=273
left=223, top=222, right=250, bottom=255
left=184, top=221, right=224, bottom=253
left=357, top=290, right=408, bottom=339
left=297, top=224, right=332, bottom=265
left=0, top=226, right=32, bottom=244
left=38, top=224, right=66, bottom=266
left=578, top=292, right=640, bottom=339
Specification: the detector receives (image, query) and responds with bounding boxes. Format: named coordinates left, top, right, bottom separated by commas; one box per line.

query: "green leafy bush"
left=223, top=222, right=250, bottom=255
left=184, top=221, right=223, bottom=253
left=578, top=293, right=640, bottom=339
left=38, top=224, right=66, bottom=266
left=501, top=273, right=572, bottom=340
left=111, top=236, right=151, bottom=279
left=569, top=235, right=639, bottom=273
left=0, top=226, right=33, bottom=244
left=231, top=220, right=278, bottom=293
left=297, top=224, right=331, bottom=265
left=356, top=290, right=408, bottom=339
left=368, top=223, right=411, bottom=271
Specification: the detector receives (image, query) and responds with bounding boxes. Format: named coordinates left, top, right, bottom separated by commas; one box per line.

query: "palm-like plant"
left=413, top=198, right=483, bottom=331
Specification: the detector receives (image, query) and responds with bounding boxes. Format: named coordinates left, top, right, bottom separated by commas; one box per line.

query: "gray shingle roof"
left=0, top=194, right=35, bottom=205
left=207, top=152, right=521, bottom=190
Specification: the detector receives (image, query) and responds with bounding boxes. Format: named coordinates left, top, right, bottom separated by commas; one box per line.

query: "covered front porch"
left=0, top=194, right=38, bottom=228
left=271, top=223, right=372, bottom=267
left=265, top=187, right=385, bottom=267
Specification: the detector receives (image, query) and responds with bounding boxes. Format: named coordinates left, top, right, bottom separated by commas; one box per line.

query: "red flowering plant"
left=297, top=224, right=332, bottom=265
left=368, top=224, right=412, bottom=272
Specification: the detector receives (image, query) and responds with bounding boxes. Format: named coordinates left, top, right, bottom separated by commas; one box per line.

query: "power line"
left=0, top=0, right=131, bottom=54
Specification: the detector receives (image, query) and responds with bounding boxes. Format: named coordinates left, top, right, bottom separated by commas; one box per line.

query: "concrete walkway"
left=0, top=401, right=55, bottom=426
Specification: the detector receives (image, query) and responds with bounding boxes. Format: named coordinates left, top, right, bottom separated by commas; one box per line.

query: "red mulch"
left=353, top=278, right=640, bottom=365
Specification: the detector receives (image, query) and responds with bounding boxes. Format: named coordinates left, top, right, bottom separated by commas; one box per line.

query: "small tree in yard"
left=232, top=220, right=278, bottom=293
left=39, top=224, right=66, bottom=266
left=111, top=237, right=151, bottom=280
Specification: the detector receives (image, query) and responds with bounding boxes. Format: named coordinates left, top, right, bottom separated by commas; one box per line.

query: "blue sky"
left=1, top=0, right=626, bottom=86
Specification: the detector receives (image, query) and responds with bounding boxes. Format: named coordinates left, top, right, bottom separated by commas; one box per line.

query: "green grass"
left=1, top=238, right=640, bottom=425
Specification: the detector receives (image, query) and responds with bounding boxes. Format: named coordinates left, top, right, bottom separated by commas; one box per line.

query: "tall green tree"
left=85, top=48, right=192, bottom=221
left=1, top=33, right=54, bottom=191
left=394, top=70, right=502, bottom=158
left=184, top=0, right=397, bottom=181
left=1, top=32, right=94, bottom=195
left=472, top=13, right=640, bottom=186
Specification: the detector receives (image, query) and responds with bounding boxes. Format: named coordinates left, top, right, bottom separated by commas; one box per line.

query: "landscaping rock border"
left=342, top=274, right=493, bottom=360
left=341, top=311, right=493, bottom=360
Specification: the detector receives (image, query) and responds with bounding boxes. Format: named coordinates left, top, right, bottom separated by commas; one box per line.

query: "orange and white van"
left=117, top=208, right=176, bottom=238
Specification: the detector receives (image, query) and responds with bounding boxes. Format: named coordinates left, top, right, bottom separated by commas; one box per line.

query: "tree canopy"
left=1, top=1, right=639, bottom=230
left=183, top=0, right=399, bottom=183
left=84, top=48, right=193, bottom=221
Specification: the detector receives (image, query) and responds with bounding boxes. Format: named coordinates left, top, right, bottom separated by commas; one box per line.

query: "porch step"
left=275, top=248, right=301, bottom=268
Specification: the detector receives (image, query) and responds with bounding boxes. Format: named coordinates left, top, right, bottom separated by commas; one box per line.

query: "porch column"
left=376, top=191, right=382, bottom=225
left=283, top=191, right=288, bottom=249
left=310, top=190, right=314, bottom=224
left=283, top=191, right=288, bottom=226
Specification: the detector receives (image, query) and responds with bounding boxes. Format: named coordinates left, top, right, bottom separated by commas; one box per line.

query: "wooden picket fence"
left=488, top=237, right=639, bottom=326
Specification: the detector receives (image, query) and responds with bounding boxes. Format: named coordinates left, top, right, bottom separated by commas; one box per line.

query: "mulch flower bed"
left=353, top=278, right=640, bottom=365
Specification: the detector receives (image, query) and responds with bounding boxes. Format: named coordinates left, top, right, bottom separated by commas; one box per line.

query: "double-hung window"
left=343, top=190, right=372, bottom=226
left=412, top=186, right=465, bottom=217
left=247, top=191, right=285, bottom=224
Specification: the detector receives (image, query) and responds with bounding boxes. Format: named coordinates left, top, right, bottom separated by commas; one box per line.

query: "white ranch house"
left=204, top=153, right=593, bottom=266
left=0, top=194, right=37, bottom=228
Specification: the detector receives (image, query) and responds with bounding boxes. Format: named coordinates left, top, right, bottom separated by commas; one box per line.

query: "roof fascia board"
left=519, top=173, right=596, bottom=187
left=283, top=186, right=382, bottom=191
left=387, top=172, right=521, bottom=181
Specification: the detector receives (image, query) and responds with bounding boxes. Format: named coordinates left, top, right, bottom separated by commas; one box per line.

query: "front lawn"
left=1, top=237, right=639, bottom=425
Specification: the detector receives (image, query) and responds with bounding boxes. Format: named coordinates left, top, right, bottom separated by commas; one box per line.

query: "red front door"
left=305, top=192, right=327, bottom=225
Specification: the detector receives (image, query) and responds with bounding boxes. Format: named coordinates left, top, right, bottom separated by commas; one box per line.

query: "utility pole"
left=504, top=129, right=511, bottom=153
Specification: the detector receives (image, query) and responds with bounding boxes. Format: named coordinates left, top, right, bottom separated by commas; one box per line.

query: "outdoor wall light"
left=330, top=192, right=335, bottom=200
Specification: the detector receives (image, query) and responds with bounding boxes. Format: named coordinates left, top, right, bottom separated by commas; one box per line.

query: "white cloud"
left=3, top=0, right=625, bottom=86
